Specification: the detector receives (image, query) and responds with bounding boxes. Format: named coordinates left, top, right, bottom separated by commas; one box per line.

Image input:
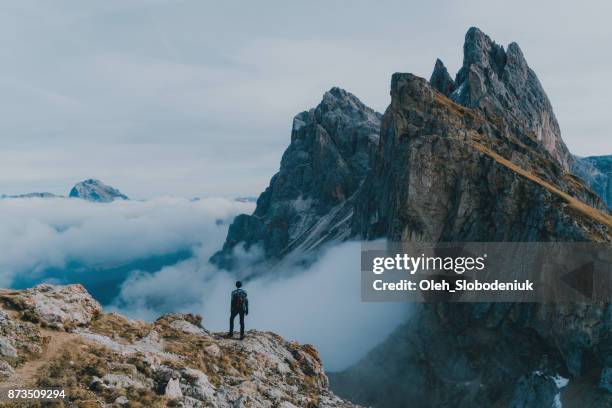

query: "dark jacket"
left=231, top=288, right=248, bottom=314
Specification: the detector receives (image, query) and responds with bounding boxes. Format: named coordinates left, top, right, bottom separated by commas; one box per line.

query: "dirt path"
left=1, top=330, right=79, bottom=389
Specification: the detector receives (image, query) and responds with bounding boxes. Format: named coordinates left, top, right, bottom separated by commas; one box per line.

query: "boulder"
left=11, top=284, right=101, bottom=330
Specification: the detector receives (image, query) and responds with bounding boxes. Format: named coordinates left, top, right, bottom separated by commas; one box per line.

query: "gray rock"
left=180, top=368, right=215, bottom=402
left=450, top=27, right=572, bottom=170
left=0, top=336, right=17, bottom=358
left=101, top=373, right=150, bottom=390
left=12, top=284, right=101, bottom=330
left=165, top=378, right=183, bottom=399
left=572, top=155, right=612, bottom=209
left=429, top=58, right=455, bottom=96
left=69, top=179, right=128, bottom=202
left=113, top=396, right=129, bottom=406
left=211, top=87, right=381, bottom=269
left=0, top=360, right=14, bottom=380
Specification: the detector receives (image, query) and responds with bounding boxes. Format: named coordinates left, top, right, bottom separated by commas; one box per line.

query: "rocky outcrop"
left=0, top=285, right=356, bottom=407
left=211, top=88, right=381, bottom=269
left=572, top=155, right=612, bottom=209
left=69, top=179, right=128, bottom=202
left=447, top=27, right=573, bottom=170
left=429, top=58, right=455, bottom=96
left=3, top=284, right=101, bottom=330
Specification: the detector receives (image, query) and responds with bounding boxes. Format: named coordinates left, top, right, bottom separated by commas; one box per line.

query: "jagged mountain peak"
left=319, top=87, right=372, bottom=113
left=448, top=26, right=572, bottom=170
left=429, top=58, right=456, bottom=96
left=212, top=88, right=382, bottom=270
left=462, top=26, right=507, bottom=72
left=69, top=179, right=128, bottom=203
left=292, top=87, right=379, bottom=135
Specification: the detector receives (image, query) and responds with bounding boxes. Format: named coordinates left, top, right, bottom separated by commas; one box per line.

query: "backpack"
left=232, top=290, right=247, bottom=311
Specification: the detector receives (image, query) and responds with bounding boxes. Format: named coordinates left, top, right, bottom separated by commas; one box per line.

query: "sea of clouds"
left=0, top=196, right=410, bottom=370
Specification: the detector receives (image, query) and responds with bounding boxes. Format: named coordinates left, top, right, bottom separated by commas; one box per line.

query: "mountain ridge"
left=0, top=284, right=357, bottom=407
left=213, top=27, right=611, bottom=407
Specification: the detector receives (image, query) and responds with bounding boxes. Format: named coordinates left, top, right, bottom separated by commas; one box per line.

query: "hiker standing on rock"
left=229, top=281, right=248, bottom=340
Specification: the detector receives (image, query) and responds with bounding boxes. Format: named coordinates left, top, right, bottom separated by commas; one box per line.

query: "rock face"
left=331, top=52, right=611, bottom=408
left=429, top=58, right=455, bottom=96
left=211, top=87, right=381, bottom=269
left=69, top=179, right=128, bottom=202
left=572, top=155, right=612, bottom=209
left=0, top=285, right=356, bottom=408
left=214, top=27, right=611, bottom=408
left=448, top=27, right=573, bottom=170
left=352, top=73, right=609, bottom=242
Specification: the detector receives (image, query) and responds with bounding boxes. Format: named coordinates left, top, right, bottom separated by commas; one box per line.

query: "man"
left=229, top=281, right=249, bottom=340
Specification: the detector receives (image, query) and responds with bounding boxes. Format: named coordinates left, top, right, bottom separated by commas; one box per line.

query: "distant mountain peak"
left=69, top=179, right=128, bottom=203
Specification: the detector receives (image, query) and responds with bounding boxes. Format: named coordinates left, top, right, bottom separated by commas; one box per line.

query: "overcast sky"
left=1, top=0, right=610, bottom=199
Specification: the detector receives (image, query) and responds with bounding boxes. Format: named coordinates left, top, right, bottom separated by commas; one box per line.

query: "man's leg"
left=239, top=311, right=245, bottom=339
left=229, top=310, right=237, bottom=336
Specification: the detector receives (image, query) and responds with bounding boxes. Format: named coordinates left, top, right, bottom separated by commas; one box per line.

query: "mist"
left=0, top=196, right=253, bottom=290
left=113, top=241, right=412, bottom=371
left=0, top=196, right=410, bottom=370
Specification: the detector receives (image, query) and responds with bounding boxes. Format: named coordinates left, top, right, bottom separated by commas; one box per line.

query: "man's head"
left=235, top=281, right=242, bottom=288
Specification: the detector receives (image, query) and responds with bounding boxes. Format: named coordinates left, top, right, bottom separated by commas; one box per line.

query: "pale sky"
left=1, top=0, right=610, bottom=198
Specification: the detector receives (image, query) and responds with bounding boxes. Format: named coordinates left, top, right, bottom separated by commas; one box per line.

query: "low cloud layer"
left=113, top=241, right=411, bottom=371
left=0, top=196, right=252, bottom=289
left=0, top=196, right=409, bottom=370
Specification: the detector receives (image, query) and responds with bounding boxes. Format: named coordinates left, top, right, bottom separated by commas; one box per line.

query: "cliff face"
left=333, top=72, right=611, bottom=408
left=211, top=27, right=611, bottom=407
left=211, top=88, right=381, bottom=269
left=0, top=284, right=355, bottom=408
left=331, top=30, right=610, bottom=408
left=352, top=72, right=610, bottom=243
left=573, top=155, right=612, bottom=209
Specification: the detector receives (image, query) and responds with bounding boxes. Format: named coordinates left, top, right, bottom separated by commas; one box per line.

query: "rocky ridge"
left=214, top=27, right=611, bottom=407
left=0, top=284, right=354, bottom=407
left=211, top=87, right=382, bottom=270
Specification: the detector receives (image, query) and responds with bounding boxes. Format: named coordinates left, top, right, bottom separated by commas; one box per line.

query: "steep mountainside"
left=211, top=88, right=381, bottom=270
left=214, top=27, right=611, bottom=407
left=352, top=72, right=609, bottom=243
left=572, top=155, right=612, bottom=209
left=333, top=72, right=610, bottom=408
left=70, top=179, right=128, bottom=203
left=0, top=284, right=356, bottom=408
